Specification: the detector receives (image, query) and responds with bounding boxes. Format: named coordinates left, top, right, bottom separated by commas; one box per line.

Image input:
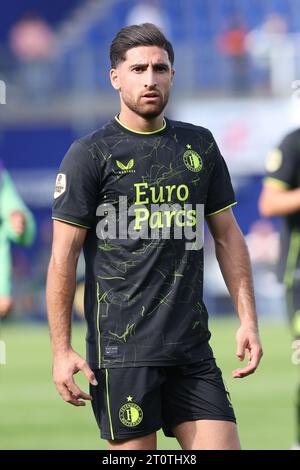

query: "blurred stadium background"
left=0, top=0, right=299, bottom=450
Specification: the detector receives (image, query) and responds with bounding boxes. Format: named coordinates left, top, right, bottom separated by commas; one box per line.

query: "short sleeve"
left=52, top=140, right=100, bottom=229
left=205, top=134, right=237, bottom=217
left=264, top=134, right=298, bottom=189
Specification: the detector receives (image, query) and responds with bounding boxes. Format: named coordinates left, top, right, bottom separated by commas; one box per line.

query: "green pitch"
left=0, top=318, right=298, bottom=450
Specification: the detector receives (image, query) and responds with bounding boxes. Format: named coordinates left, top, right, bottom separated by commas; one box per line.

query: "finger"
left=81, top=362, right=98, bottom=386
left=236, top=342, right=246, bottom=361
left=65, top=379, right=92, bottom=401
left=247, top=344, right=263, bottom=365
left=232, top=347, right=262, bottom=378
left=56, top=383, right=86, bottom=406
left=232, top=364, right=255, bottom=378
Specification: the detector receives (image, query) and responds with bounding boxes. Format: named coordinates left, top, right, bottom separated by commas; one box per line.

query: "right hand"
left=232, top=324, right=263, bottom=379
left=53, top=348, right=98, bottom=406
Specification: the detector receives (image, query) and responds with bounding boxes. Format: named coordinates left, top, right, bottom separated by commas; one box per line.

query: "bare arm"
left=259, top=184, right=300, bottom=217
left=46, top=220, right=97, bottom=406
left=206, top=209, right=263, bottom=378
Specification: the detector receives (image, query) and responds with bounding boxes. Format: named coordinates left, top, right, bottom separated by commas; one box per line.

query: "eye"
left=156, top=65, right=168, bottom=72
left=133, top=66, right=144, bottom=73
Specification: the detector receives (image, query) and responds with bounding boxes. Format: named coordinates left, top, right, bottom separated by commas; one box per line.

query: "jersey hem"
left=89, top=355, right=214, bottom=370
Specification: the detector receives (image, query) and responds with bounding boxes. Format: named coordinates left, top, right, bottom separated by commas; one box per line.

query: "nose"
left=144, top=68, right=157, bottom=89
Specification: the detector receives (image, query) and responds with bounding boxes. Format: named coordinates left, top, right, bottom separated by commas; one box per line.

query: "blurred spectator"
left=216, top=16, right=250, bottom=94
left=246, top=14, right=296, bottom=95
left=9, top=12, right=56, bottom=102
left=245, top=219, right=283, bottom=308
left=9, top=12, right=55, bottom=62
left=125, top=0, right=170, bottom=36
left=0, top=161, right=36, bottom=317
left=246, top=219, right=279, bottom=264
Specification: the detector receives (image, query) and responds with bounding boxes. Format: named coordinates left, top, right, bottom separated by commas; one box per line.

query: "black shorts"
left=90, top=357, right=236, bottom=441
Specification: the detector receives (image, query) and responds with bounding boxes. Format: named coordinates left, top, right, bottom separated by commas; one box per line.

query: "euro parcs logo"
left=0, top=80, right=6, bottom=104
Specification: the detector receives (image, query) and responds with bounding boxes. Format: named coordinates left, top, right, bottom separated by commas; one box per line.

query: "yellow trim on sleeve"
left=263, top=177, right=290, bottom=190
left=206, top=201, right=237, bottom=217
left=52, top=217, right=91, bottom=229
left=115, top=115, right=166, bottom=135
left=105, top=369, right=115, bottom=440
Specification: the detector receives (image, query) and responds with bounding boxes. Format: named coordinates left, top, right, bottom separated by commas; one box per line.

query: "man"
left=259, top=131, right=300, bottom=449
left=0, top=160, right=35, bottom=317
left=47, top=23, right=262, bottom=450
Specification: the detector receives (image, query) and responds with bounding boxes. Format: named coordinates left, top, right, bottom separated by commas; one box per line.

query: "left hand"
left=232, top=324, right=263, bottom=378
left=9, top=210, right=26, bottom=236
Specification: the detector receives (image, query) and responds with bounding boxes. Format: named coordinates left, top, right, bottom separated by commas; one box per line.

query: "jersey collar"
left=114, top=114, right=168, bottom=136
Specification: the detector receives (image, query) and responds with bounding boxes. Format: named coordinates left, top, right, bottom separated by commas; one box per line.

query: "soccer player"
left=47, top=23, right=263, bottom=450
left=259, top=131, right=300, bottom=449
left=0, top=160, right=35, bottom=317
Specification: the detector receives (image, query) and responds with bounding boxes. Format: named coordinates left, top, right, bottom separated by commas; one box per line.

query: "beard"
left=121, top=90, right=170, bottom=120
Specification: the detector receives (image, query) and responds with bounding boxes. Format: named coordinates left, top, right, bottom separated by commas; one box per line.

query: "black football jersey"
left=52, top=116, right=236, bottom=368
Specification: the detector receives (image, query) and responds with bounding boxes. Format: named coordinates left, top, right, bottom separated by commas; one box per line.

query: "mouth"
left=141, top=93, right=161, bottom=102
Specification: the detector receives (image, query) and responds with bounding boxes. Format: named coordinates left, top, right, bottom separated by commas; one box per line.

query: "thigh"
left=161, top=358, right=237, bottom=439
left=90, top=366, right=164, bottom=444
left=108, top=432, right=157, bottom=450
left=172, top=419, right=240, bottom=450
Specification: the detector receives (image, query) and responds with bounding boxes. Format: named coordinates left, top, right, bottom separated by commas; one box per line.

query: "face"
left=110, top=46, right=175, bottom=120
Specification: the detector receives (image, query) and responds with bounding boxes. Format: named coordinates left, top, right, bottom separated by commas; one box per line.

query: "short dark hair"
left=110, top=23, right=174, bottom=68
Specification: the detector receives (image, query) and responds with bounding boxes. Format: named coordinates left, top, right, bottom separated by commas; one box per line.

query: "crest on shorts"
left=54, top=173, right=66, bottom=199
left=119, top=396, right=143, bottom=427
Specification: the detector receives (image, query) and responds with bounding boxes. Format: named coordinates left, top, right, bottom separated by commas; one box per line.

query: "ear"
left=171, top=68, right=175, bottom=85
left=110, top=68, right=121, bottom=91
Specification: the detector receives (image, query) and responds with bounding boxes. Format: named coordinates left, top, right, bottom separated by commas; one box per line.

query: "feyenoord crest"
left=183, top=145, right=203, bottom=173
left=119, top=396, right=143, bottom=427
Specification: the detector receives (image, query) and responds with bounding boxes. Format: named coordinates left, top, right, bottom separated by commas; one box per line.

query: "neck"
left=118, top=108, right=164, bottom=133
